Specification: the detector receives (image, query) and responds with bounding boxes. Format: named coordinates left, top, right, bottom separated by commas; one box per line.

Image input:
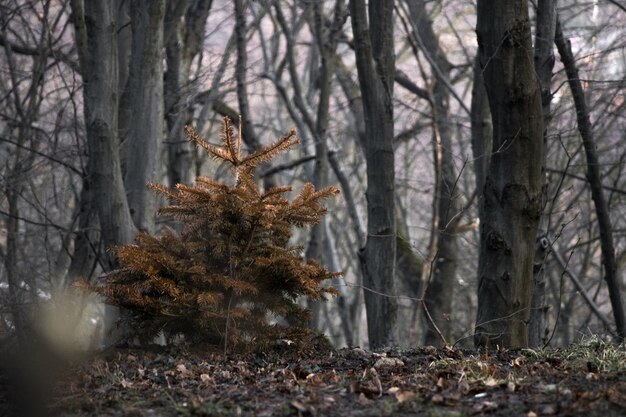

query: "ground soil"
left=35, top=341, right=626, bottom=417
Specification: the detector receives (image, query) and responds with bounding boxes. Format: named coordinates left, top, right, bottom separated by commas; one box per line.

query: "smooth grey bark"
left=164, top=0, right=212, bottom=187
left=71, top=0, right=136, bottom=345
left=336, top=56, right=424, bottom=346
left=470, top=56, right=492, bottom=216
left=404, top=0, right=460, bottom=347
left=528, top=0, right=557, bottom=348
left=349, top=0, right=397, bottom=348
left=117, top=0, right=132, bottom=152
left=474, top=0, right=544, bottom=348
left=124, top=0, right=165, bottom=234
left=555, top=19, right=626, bottom=342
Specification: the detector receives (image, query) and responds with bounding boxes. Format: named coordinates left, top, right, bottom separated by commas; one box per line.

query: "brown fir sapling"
left=79, top=116, right=340, bottom=351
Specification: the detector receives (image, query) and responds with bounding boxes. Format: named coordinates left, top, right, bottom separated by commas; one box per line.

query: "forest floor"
left=4, top=337, right=626, bottom=417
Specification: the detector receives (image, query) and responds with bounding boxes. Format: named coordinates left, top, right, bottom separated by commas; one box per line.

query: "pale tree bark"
left=349, top=0, right=397, bottom=348
left=474, top=0, right=544, bottom=348
left=555, top=18, right=626, bottom=342
left=71, top=0, right=137, bottom=345
left=528, top=0, right=557, bottom=348
left=164, top=0, right=212, bottom=187
left=404, top=0, right=460, bottom=347
left=124, top=0, right=165, bottom=234
left=71, top=0, right=136, bottom=267
left=117, top=0, right=132, bottom=148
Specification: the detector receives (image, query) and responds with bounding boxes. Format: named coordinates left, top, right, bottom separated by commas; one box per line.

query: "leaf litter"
left=38, top=338, right=626, bottom=416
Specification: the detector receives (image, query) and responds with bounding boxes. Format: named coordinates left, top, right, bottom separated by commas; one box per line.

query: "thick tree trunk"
left=474, top=0, right=544, bottom=348
left=349, top=0, right=397, bottom=348
left=124, top=0, right=165, bottom=234
left=555, top=19, right=626, bottom=341
left=72, top=0, right=136, bottom=345
left=528, top=0, right=557, bottom=348
left=72, top=0, right=136, bottom=264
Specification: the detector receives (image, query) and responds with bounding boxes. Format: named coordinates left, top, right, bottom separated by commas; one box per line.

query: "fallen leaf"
left=373, top=357, right=405, bottom=368
left=177, top=364, right=192, bottom=378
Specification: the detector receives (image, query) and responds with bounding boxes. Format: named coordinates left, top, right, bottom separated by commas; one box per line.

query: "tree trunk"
left=555, top=18, right=626, bottom=342
left=164, top=0, right=213, bottom=188
left=234, top=0, right=263, bottom=154
left=474, top=0, right=544, bottom=348
left=124, top=0, right=165, bottom=234
left=72, top=0, right=137, bottom=345
left=405, top=0, right=460, bottom=347
left=349, top=0, right=397, bottom=348
left=528, top=0, right=557, bottom=348
left=470, top=55, right=492, bottom=215
left=72, top=0, right=136, bottom=263
left=304, top=2, right=345, bottom=329
left=65, top=181, right=99, bottom=283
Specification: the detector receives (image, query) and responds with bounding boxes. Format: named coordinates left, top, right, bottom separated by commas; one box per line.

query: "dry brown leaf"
left=177, top=364, right=193, bottom=378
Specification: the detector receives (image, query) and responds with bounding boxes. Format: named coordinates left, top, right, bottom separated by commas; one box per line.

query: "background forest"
left=0, top=0, right=625, bottom=352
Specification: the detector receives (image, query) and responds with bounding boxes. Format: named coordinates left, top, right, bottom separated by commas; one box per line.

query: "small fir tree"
left=84, top=117, right=340, bottom=350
